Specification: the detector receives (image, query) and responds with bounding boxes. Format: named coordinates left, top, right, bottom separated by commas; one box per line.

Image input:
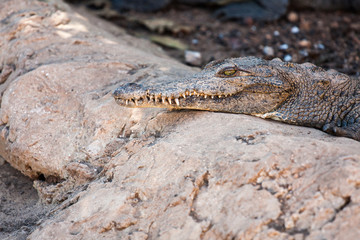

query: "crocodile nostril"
left=121, top=82, right=142, bottom=91
left=113, top=83, right=143, bottom=97
left=126, top=82, right=141, bottom=87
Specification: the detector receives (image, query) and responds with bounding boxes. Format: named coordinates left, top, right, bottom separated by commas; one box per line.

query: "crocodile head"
left=113, top=57, right=294, bottom=114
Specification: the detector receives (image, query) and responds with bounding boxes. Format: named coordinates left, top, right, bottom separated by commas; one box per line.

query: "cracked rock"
left=1, top=0, right=360, bottom=239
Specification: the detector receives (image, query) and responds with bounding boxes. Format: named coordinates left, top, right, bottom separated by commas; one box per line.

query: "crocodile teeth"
left=162, top=96, right=166, bottom=104
left=126, top=99, right=129, bottom=105
left=185, top=90, right=190, bottom=96
left=168, top=98, right=172, bottom=105
left=211, top=95, right=214, bottom=99
left=218, top=95, right=222, bottom=98
left=204, top=95, right=207, bottom=99
left=134, top=99, right=139, bottom=106
left=182, top=93, right=186, bottom=98
left=175, top=98, right=180, bottom=106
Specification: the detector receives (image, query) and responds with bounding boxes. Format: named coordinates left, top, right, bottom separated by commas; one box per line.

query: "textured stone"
left=29, top=112, right=360, bottom=239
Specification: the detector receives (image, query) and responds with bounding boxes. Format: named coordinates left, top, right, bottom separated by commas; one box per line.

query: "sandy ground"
left=0, top=160, right=51, bottom=240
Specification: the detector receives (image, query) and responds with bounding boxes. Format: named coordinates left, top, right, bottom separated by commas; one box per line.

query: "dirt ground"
left=1, top=1, right=359, bottom=239
left=85, top=2, right=360, bottom=75
left=0, top=160, right=50, bottom=240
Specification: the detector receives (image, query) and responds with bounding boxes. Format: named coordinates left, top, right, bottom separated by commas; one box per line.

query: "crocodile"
left=113, top=57, right=360, bottom=141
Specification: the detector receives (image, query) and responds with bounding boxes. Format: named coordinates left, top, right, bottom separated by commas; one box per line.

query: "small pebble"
left=185, top=50, right=202, bottom=66
left=279, top=44, right=288, bottom=50
left=330, top=21, right=339, bottom=28
left=287, top=11, right=299, bottom=22
left=191, top=39, right=199, bottom=45
left=298, top=39, right=311, bottom=48
left=251, top=25, right=257, bottom=31
left=314, top=43, right=325, bottom=50
left=284, top=54, right=292, bottom=62
left=299, top=49, right=309, bottom=57
left=263, top=46, right=274, bottom=56
left=291, top=26, right=300, bottom=34
left=273, top=30, right=280, bottom=36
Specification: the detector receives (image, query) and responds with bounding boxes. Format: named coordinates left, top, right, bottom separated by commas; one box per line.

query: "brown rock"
left=1, top=0, right=360, bottom=240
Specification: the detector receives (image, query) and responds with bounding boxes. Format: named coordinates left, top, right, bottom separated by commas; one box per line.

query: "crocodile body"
left=113, top=57, right=360, bottom=141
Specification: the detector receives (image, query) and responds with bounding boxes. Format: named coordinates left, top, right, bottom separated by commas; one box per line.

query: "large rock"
left=29, top=112, right=360, bottom=239
left=0, top=0, right=190, bottom=180
left=0, top=0, right=359, bottom=239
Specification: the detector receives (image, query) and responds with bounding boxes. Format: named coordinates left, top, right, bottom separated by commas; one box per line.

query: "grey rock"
left=215, top=0, right=289, bottom=21
left=291, top=0, right=360, bottom=11
left=111, top=0, right=171, bottom=12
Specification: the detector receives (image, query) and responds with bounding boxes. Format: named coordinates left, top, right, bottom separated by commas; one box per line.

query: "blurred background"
left=67, top=0, right=360, bottom=75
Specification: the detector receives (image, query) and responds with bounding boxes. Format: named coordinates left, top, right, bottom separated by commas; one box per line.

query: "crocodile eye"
left=217, top=67, right=253, bottom=77
left=224, top=69, right=236, bottom=76
left=219, top=67, right=237, bottom=77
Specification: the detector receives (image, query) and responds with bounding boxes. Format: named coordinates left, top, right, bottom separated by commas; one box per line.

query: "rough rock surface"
left=1, top=0, right=360, bottom=239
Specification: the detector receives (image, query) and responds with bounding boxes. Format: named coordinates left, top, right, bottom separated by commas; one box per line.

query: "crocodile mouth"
left=113, top=89, right=236, bottom=108
left=113, top=77, right=291, bottom=113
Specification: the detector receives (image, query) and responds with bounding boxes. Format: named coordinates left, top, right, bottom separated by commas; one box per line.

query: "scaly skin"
left=113, top=57, right=360, bottom=141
